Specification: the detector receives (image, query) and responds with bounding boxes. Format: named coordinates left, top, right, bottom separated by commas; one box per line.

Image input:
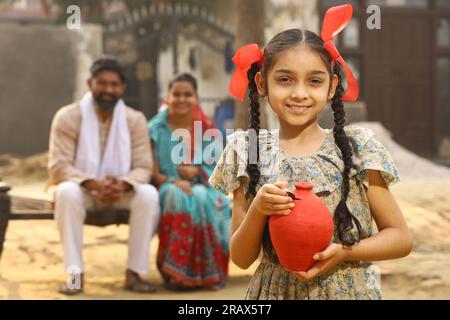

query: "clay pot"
left=269, top=182, right=334, bottom=272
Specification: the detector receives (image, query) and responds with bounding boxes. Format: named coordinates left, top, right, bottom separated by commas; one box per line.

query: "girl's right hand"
left=253, top=181, right=295, bottom=216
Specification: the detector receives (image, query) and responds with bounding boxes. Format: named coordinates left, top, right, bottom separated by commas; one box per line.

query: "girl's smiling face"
left=256, top=44, right=338, bottom=128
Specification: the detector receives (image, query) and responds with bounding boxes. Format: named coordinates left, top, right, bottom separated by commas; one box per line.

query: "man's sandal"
left=58, top=274, right=84, bottom=296
left=124, top=277, right=157, bottom=293
left=58, top=283, right=84, bottom=296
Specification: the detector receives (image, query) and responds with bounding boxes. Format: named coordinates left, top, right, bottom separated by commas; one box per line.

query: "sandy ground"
left=0, top=179, right=449, bottom=300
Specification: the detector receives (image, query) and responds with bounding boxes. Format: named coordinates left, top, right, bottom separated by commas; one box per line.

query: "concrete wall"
left=157, top=35, right=233, bottom=119
left=0, top=22, right=102, bottom=156
left=157, top=0, right=237, bottom=119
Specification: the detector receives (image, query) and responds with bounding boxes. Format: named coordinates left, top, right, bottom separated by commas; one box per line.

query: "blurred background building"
left=0, top=0, right=449, bottom=164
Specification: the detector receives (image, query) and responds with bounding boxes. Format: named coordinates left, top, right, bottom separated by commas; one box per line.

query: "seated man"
left=47, top=57, right=160, bottom=295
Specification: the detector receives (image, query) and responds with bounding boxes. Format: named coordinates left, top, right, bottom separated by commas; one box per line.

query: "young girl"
left=209, top=5, right=412, bottom=300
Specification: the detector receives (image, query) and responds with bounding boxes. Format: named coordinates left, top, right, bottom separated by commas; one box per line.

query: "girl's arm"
left=230, top=185, right=265, bottom=269
left=294, top=169, right=413, bottom=281
left=231, top=182, right=294, bottom=269
left=344, top=169, right=413, bottom=261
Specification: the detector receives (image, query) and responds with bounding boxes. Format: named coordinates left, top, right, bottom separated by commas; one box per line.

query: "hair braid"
left=331, top=64, right=363, bottom=246
left=246, top=63, right=261, bottom=200
left=246, top=62, right=279, bottom=261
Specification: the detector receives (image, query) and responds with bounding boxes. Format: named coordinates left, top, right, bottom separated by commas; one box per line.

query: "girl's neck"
left=278, top=118, right=325, bottom=144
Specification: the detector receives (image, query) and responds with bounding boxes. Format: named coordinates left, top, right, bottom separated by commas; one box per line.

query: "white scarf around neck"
left=75, top=91, right=131, bottom=179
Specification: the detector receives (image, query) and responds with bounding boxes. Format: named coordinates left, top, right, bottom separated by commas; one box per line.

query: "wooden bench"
left=0, top=184, right=130, bottom=261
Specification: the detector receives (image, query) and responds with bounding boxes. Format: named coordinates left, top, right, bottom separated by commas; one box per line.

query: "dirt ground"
left=0, top=179, right=450, bottom=300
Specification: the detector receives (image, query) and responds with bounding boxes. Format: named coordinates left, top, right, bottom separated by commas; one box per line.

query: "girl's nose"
left=290, top=84, right=309, bottom=101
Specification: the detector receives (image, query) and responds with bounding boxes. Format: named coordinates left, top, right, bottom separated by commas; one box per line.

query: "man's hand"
left=82, top=179, right=102, bottom=193
left=289, top=243, right=349, bottom=282
left=178, top=165, right=200, bottom=181
left=97, top=176, right=130, bottom=203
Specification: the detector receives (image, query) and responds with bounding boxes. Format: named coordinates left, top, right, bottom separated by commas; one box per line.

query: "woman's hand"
left=252, top=181, right=295, bottom=216
left=290, top=243, right=349, bottom=282
left=178, top=165, right=200, bottom=181
left=173, top=179, right=193, bottom=195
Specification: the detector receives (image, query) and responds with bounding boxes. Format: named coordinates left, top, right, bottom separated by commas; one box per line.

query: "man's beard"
left=93, top=93, right=120, bottom=111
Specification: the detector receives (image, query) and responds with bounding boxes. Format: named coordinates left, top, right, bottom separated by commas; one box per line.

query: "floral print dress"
left=209, top=125, right=400, bottom=300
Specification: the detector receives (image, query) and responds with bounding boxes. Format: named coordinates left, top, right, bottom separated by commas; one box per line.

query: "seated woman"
left=148, top=73, right=231, bottom=291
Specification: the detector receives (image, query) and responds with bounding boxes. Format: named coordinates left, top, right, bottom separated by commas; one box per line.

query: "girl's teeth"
left=287, top=105, right=309, bottom=114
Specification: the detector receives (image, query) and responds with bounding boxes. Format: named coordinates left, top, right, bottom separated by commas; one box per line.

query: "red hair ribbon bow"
left=321, top=4, right=359, bottom=101
left=228, top=43, right=264, bottom=101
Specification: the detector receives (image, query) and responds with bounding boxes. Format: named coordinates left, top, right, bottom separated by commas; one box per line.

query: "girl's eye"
left=309, top=79, right=323, bottom=85
left=277, top=77, right=292, bottom=84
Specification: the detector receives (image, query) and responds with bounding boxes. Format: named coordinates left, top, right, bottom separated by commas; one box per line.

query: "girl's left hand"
left=290, top=243, right=349, bottom=282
